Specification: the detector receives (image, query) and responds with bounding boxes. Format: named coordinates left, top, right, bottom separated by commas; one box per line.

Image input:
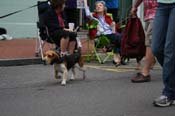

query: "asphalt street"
left=0, top=62, right=174, bottom=116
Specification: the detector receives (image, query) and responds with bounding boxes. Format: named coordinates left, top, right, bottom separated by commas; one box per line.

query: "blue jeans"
left=152, top=3, right=175, bottom=100
left=105, top=33, right=122, bottom=53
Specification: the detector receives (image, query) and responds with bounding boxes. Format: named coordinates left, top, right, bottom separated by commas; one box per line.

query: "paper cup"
left=68, top=23, right=75, bottom=30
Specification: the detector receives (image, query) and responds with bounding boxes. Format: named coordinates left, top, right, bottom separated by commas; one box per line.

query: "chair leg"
left=102, top=50, right=114, bottom=63
left=93, top=47, right=103, bottom=64
left=35, top=37, right=40, bottom=57
left=84, top=39, right=96, bottom=62
left=35, top=36, right=45, bottom=60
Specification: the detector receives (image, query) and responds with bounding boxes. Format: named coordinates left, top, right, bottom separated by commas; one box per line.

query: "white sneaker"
left=0, top=34, right=13, bottom=40
left=153, top=95, right=174, bottom=107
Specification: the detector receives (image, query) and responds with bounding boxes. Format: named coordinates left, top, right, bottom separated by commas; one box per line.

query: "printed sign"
left=77, top=0, right=84, bottom=9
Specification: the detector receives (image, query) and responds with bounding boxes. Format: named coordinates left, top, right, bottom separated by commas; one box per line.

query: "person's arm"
left=130, top=0, right=143, bottom=15
left=111, top=21, right=116, bottom=33
left=83, top=0, right=91, bottom=18
left=83, top=0, right=99, bottom=21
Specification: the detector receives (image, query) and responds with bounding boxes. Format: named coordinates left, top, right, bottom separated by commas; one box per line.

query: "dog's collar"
left=49, top=49, right=63, bottom=63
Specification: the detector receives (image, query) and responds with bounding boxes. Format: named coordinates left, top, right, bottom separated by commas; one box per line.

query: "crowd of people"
left=42, top=0, right=175, bottom=107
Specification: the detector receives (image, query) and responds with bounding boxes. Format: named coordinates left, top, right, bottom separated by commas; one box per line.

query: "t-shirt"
left=96, top=0, right=119, bottom=8
left=144, top=0, right=158, bottom=21
left=66, top=0, right=76, bottom=8
left=158, top=0, right=175, bottom=3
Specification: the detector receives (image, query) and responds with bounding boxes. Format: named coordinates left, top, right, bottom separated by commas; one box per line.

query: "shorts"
left=51, top=30, right=77, bottom=46
left=145, top=20, right=153, bottom=47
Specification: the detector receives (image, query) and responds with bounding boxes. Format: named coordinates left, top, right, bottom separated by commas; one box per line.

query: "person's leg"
left=60, top=37, right=69, bottom=55
left=142, top=47, right=156, bottom=74
left=152, top=4, right=175, bottom=107
left=67, top=32, right=77, bottom=54
left=68, top=41, right=76, bottom=54
left=142, top=20, right=156, bottom=76
left=106, top=34, right=121, bottom=66
left=151, top=5, right=168, bottom=67
left=162, top=5, right=175, bottom=101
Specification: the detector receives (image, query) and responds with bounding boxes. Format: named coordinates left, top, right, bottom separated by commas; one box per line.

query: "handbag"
left=121, top=15, right=146, bottom=58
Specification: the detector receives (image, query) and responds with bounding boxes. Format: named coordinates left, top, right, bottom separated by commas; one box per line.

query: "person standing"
left=96, top=0, right=119, bottom=23
left=130, top=0, right=157, bottom=83
left=151, top=0, right=175, bottom=107
left=64, top=0, right=78, bottom=27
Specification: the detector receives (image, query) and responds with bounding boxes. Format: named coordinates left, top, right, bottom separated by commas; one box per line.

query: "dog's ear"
left=46, top=51, right=54, bottom=58
left=47, top=54, right=53, bottom=58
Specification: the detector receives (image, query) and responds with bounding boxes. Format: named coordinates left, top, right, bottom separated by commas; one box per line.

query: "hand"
left=111, top=22, right=116, bottom=33
left=64, top=28, right=73, bottom=32
left=130, top=7, right=137, bottom=16
left=83, top=0, right=88, bottom=6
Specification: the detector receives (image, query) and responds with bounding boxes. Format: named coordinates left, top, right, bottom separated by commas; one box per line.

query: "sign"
left=77, top=0, right=84, bottom=9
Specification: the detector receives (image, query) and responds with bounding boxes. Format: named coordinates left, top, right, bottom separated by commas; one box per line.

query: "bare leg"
left=141, top=47, right=156, bottom=76
left=68, top=41, right=76, bottom=54
left=113, top=53, right=121, bottom=63
left=60, top=37, right=69, bottom=54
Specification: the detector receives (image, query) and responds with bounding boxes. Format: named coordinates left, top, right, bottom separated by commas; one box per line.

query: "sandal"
left=113, top=60, right=121, bottom=67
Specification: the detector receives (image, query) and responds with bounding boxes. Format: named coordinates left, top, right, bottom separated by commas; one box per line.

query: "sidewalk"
left=0, top=35, right=94, bottom=66
left=0, top=38, right=41, bottom=66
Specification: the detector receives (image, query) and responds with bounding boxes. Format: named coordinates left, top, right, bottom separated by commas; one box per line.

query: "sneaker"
left=153, top=95, right=174, bottom=107
left=113, top=60, right=121, bottom=67
left=131, top=73, right=151, bottom=83
left=0, top=34, right=12, bottom=40
left=173, top=100, right=175, bottom=105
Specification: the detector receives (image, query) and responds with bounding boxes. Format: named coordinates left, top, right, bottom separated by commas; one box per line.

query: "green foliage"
left=86, top=19, right=98, bottom=29
left=96, top=34, right=110, bottom=48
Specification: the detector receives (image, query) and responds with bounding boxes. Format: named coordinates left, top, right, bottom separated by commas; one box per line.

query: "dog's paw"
left=83, top=75, right=86, bottom=80
left=55, top=75, right=62, bottom=79
left=55, top=72, right=62, bottom=79
left=55, top=74, right=62, bottom=79
left=70, top=74, right=75, bottom=81
left=61, top=80, right=66, bottom=86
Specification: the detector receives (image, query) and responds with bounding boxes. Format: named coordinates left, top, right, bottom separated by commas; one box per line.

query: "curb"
left=0, top=57, right=43, bottom=66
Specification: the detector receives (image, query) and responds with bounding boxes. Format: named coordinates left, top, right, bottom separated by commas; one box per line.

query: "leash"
left=0, top=4, right=37, bottom=19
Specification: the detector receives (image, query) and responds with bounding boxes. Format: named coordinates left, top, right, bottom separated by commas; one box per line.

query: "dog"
left=44, top=48, right=86, bottom=86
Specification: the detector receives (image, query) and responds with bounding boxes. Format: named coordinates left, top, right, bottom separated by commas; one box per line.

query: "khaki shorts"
left=145, top=20, right=153, bottom=47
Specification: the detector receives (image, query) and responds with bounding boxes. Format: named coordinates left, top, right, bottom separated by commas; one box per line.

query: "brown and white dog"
left=44, top=48, right=86, bottom=86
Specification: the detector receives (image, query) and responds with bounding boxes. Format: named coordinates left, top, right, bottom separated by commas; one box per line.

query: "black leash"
left=0, top=4, right=37, bottom=19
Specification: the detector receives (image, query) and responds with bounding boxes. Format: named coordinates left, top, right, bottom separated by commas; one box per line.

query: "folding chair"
left=92, top=34, right=114, bottom=64
left=35, top=1, right=56, bottom=60
left=86, top=14, right=114, bottom=64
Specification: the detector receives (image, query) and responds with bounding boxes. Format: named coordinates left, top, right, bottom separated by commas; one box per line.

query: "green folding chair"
left=86, top=16, right=114, bottom=64
left=92, top=34, right=114, bottom=64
